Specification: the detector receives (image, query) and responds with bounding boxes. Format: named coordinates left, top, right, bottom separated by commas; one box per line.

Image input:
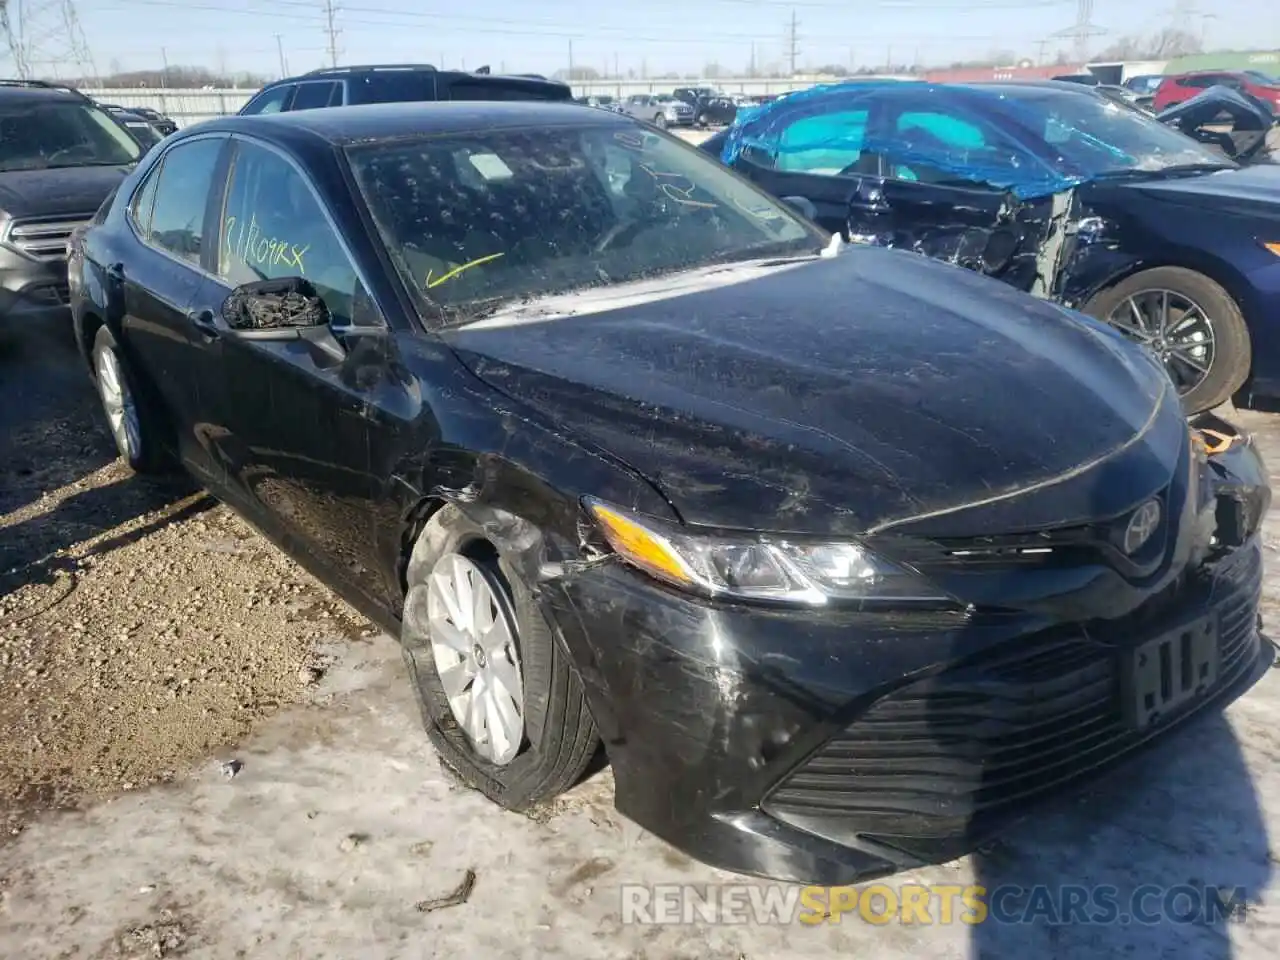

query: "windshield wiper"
left=1093, top=161, right=1235, bottom=182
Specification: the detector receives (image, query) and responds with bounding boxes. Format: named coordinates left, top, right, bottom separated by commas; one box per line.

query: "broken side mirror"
left=221, top=276, right=345, bottom=365
left=780, top=195, right=818, bottom=220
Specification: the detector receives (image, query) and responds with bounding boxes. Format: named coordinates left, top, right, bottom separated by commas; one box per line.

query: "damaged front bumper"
left=541, top=416, right=1273, bottom=885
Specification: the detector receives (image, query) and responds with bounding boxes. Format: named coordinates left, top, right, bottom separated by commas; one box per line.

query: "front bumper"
left=1, top=250, right=71, bottom=323
left=542, top=426, right=1272, bottom=884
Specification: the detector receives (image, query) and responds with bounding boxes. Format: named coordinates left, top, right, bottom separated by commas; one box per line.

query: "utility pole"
left=785, top=9, right=799, bottom=77
left=322, top=0, right=339, bottom=69
left=160, top=45, right=169, bottom=88
left=1050, top=0, right=1105, bottom=65
left=1035, top=38, right=1048, bottom=64
left=567, top=38, right=573, bottom=80
left=274, top=33, right=288, bottom=77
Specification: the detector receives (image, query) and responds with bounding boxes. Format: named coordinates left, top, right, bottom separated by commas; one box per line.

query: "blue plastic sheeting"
left=719, top=81, right=1098, bottom=200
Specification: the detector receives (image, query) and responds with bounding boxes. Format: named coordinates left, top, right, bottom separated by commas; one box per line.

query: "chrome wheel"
left=95, top=345, right=141, bottom=462
left=426, top=553, right=525, bottom=766
left=1105, top=288, right=1215, bottom=394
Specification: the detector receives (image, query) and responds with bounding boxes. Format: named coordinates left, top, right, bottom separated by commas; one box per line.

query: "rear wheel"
left=90, top=325, right=173, bottom=475
left=400, top=505, right=598, bottom=810
left=1082, top=266, right=1250, bottom=414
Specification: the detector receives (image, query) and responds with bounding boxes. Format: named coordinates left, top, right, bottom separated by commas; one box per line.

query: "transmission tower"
left=322, top=0, right=341, bottom=69
left=784, top=9, right=799, bottom=77
left=1050, top=0, right=1106, bottom=64
left=2, top=0, right=98, bottom=81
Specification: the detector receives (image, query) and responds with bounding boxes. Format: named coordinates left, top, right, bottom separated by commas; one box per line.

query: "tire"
left=652, top=113, right=667, bottom=129
left=90, top=325, right=173, bottom=475
left=400, top=504, right=598, bottom=811
left=1082, top=266, right=1250, bottom=415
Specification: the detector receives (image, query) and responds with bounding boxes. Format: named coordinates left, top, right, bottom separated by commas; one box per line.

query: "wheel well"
left=77, top=310, right=105, bottom=376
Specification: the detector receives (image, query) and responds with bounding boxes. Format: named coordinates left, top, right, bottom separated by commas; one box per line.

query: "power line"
left=90, top=1, right=1023, bottom=50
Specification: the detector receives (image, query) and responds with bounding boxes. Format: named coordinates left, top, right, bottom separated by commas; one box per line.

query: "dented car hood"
left=443, top=248, right=1175, bottom=536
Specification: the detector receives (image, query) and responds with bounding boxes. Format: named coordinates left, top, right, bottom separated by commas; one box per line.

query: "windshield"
left=0, top=101, right=141, bottom=172
left=1245, top=70, right=1279, bottom=86
left=1002, top=88, right=1235, bottom=176
left=347, top=122, right=818, bottom=323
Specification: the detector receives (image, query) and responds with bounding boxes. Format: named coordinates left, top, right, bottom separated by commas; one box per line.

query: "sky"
left=11, top=0, right=1279, bottom=79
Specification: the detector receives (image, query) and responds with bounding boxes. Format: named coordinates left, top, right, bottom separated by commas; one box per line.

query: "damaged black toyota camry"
left=68, top=102, right=1273, bottom=885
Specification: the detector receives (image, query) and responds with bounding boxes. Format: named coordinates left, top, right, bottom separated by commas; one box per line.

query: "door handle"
left=188, top=308, right=219, bottom=339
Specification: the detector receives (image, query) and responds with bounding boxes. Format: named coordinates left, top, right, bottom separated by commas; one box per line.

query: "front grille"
left=763, top=543, right=1262, bottom=842
left=3, top=215, right=90, bottom=262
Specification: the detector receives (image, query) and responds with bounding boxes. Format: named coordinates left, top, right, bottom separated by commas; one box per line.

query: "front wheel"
left=400, top=505, right=598, bottom=811
left=652, top=113, right=667, bottom=129
left=1082, top=266, right=1250, bottom=415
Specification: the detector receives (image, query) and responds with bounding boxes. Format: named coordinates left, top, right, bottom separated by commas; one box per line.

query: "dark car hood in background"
left=1157, top=85, right=1277, bottom=164
left=0, top=164, right=131, bottom=219
left=444, top=248, right=1176, bottom=537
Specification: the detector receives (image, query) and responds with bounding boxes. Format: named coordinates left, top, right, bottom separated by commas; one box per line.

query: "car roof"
left=198, top=100, right=631, bottom=147
left=0, top=82, right=86, bottom=103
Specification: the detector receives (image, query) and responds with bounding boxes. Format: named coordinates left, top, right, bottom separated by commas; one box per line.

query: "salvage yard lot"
left=5, top=322, right=1280, bottom=959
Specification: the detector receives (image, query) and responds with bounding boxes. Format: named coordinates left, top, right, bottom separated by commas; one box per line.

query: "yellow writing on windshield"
left=223, top=213, right=309, bottom=274
left=425, top=252, right=505, bottom=289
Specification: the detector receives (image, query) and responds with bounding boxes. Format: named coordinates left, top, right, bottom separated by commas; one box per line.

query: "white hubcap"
left=95, top=345, right=141, bottom=462
left=425, top=554, right=525, bottom=766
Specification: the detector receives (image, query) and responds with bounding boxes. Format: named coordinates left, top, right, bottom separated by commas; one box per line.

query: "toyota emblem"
left=1123, top=499, right=1162, bottom=555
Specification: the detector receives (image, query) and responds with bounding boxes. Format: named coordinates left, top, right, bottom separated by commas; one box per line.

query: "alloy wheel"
left=95, top=345, right=141, bottom=462
left=1104, top=288, right=1215, bottom=394
left=426, top=553, right=526, bottom=766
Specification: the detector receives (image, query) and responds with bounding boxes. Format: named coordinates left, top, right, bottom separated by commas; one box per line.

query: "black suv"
left=672, top=86, right=737, bottom=127
left=0, top=80, right=141, bottom=325
left=238, top=63, right=572, bottom=115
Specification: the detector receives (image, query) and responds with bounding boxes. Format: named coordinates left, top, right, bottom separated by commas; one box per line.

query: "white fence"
left=80, top=76, right=880, bottom=128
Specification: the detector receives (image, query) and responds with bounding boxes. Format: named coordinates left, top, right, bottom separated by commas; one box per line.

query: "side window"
left=291, top=82, right=339, bottom=111
left=775, top=109, right=869, bottom=175
left=144, top=139, right=224, bottom=264
left=885, top=109, right=1014, bottom=187
left=129, top=163, right=162, bottom=234
left=217, top=141, right=375, bottom=326
left=242, top=85, right=293, bottom=115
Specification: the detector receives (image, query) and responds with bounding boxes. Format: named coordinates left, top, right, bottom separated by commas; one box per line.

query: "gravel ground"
left=5, top=286, right=1280, bottom=959
left=0, top=326, right=371, bottom=833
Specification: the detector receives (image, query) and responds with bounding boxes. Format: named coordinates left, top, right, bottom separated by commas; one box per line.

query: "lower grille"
left=764, top=544, right=1263, bottom=842
left=3, top=215, right=90, bottom=262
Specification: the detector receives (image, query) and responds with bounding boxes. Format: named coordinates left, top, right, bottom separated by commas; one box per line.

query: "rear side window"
left=141, top=138, right=224, bottom=264
left=241, top=85, right=293, bottom=115
left=448, top=80, right=570, bottom=102
left=351, top=72, right=437, bottom=104
left=291, top=82, right=340, bottom=111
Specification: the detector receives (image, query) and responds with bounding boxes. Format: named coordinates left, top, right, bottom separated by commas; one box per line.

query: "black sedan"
left=68, top=101, right=1272, bottom=884
left=701, top=80, right=1280, bottom=415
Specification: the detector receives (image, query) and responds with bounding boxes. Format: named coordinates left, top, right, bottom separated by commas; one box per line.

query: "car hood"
left=1120, top=164, right=1280, bottom=214
left=0, top=164, right=131, bottom=220
left=443, top=248, right=1177, bottom=537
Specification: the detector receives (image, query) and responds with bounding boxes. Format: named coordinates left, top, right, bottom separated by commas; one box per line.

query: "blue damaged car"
left=701, top=80, right=1280, bottom=415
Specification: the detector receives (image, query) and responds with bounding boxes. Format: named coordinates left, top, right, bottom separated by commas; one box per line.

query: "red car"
left=1152, top=69, right=1280, bottom=111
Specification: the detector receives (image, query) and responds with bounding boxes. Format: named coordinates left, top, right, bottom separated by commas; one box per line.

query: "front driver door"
left=116, top=134, right=231, bottom=486
left=195, top=135, right=397, bottom=609
left=850, top=104, right=1057, bottom=294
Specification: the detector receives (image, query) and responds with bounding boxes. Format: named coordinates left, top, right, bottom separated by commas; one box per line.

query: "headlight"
left=585, top=498, right=953, bottom=607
